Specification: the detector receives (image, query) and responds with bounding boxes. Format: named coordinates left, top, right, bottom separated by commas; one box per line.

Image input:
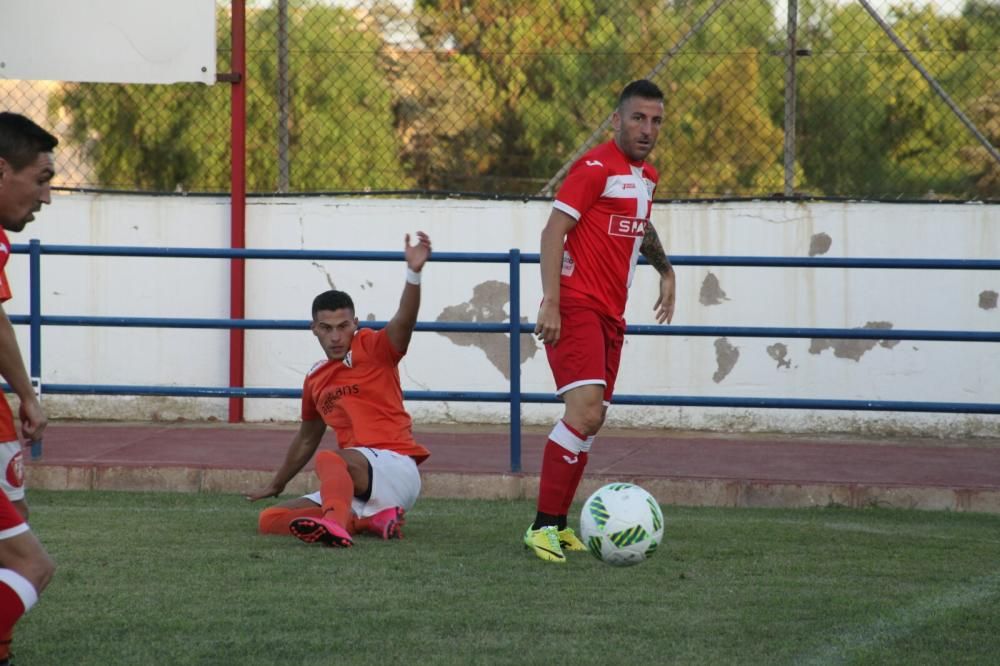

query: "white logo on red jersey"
left=585, top=160, right=603, bottom=167
left=343, top=351, right=353, bottom=368
left=607, top=215, right=648, bottom=238
left=561, top=251, right=576, bottom=277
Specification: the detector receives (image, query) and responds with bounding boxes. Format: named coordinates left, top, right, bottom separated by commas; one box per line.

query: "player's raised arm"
left=245, top=418, right=327, bottom=501
left=534, top=209, right=577, bottom=346
left=641, top=223, right=676, bottom=324
left=385, top=231, right=432, bottom=355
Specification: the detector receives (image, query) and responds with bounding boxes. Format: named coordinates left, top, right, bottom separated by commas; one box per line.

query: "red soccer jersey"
left=553, top=140, right=658, bottom=319
left=0, top=230, right=17, bottom=442
left=0, top=229, right=12, bottom=303
left=301, top=327, right=429, bottom=463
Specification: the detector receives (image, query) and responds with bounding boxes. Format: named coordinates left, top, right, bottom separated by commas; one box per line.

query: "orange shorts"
left=544, top=301, right=625, bottom=404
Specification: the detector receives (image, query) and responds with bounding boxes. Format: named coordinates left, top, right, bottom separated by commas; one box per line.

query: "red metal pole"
left=228, top=0, right=247, bottom=422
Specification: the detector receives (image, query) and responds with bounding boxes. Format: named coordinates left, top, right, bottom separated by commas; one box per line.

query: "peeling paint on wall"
left=766, top=342, right=792, bottom=369
left=809, top=232, right=832, bottom=256
left=809, top=321, right=899, bottom=361
left=979, top=290, right=998, bottom=310
left=713, top=337, right=739, bottom=383
left=700, top=272, right=729, bottom=306
left=311, top=261, right=336, bottom=289
left=436, top=280, right=539, bottom=379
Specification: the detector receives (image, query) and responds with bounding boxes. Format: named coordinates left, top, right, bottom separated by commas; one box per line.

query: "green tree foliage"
left=959, top=91, right=1000, bottom=197
left=659, top=51, right=786, bottom=197
left=50, top=4, right=409, bottom=192
left=46, top=0, right=997, bottom=200
left=403, top=0, right=638, bottom=192
left=406, top=0, right=781, bottom=196
left=794, top=0, right=999, bottom=198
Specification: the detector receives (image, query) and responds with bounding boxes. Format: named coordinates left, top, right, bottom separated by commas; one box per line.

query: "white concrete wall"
left=8, top=192, right=999, bottom=436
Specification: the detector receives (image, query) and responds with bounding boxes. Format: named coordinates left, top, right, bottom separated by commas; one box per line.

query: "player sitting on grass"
left=246, top=233, right=432, bottom=548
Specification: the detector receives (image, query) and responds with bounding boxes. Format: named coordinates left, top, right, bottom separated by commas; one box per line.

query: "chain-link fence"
left=3, top=0, right=998, bottom=200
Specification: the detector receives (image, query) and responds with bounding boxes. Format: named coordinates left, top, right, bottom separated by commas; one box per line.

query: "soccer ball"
left=579, top=482, right=664, bottom=567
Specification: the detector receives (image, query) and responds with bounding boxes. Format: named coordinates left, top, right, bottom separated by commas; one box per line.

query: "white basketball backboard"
left=0, top=0, right=216, bottom=84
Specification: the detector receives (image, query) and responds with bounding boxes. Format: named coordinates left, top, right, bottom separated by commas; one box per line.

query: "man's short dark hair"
left=617, top=79, right=665, bottom=110
left=312, top=290, right=355, bottom=318
left=0, top=112, right=58, bottom=171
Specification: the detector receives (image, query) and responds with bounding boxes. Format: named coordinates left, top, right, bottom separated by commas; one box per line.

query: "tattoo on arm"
left=640, top=223, right=673, bottom=275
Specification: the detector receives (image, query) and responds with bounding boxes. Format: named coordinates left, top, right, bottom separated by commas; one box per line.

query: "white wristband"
left=406, top=268, right=422, bottom=285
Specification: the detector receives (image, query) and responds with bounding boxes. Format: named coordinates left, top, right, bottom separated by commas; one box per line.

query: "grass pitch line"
left=796, top=569, right=1000, bottom=665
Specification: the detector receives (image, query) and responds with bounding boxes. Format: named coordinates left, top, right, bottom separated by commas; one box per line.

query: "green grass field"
left=14, top=490, right=1000, bottom=665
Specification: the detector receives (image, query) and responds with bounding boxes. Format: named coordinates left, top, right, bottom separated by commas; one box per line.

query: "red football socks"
left=0, top=569, right=36, bottom=642
left=536, top=420, right=588, bottom=521
left=559, top=450, right=590, bottom=515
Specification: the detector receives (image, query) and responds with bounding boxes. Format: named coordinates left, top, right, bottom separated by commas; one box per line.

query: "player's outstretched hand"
left=653, top=270, right=676, bottom=324
left=19, top=398, right=47, bottom=442
left=245, top=481, right=284, bottom=502
left=405, top=231, right=432, bottom=274
left=534, top=298, right=561, bottom=346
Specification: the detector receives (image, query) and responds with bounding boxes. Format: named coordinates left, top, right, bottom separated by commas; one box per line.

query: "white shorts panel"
left=301, top=447, right=421, bottom=519
left=0, top=441, right=25, bottom=501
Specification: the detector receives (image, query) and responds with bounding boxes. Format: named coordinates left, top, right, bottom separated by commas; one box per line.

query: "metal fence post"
left=782, top=0, right=799, bottom=197
left=229, top=0, right=248, bottom=423
left=277, top=0, right=291, bottom=192
left=509, top=248, right=521, bottom=473
left=29, top=239, right=42, bottom=459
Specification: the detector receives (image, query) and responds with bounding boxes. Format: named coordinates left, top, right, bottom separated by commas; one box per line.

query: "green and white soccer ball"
left=580, top=482, right=664, bottom=567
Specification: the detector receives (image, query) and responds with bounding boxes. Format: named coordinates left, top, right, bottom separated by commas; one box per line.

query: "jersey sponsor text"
left=608, top=215, right=648, bottom=239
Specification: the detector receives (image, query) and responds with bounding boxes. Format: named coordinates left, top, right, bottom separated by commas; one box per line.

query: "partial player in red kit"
left=0, top=112, right=58, bottom=664
left=246, top=232, right=432, bottom=548
left=525, top=80, right=677, bottom=563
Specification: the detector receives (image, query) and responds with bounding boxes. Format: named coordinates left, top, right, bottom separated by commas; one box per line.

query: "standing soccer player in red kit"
left=525, top=80, right=677, bottom=563
left=0, top=112, right=57, bottom=663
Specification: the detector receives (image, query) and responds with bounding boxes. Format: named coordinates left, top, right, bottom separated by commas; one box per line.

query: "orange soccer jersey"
left=0, top=230, right=18, bottom=443
left=301, top=327, right=429, bottom=463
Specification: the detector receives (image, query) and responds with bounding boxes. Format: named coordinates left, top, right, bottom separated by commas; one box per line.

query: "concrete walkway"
left=24, top=421, right=1000, bottom=513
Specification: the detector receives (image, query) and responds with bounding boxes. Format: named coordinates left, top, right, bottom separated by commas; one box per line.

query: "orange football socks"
left=315, top=451, right=354, bottom=530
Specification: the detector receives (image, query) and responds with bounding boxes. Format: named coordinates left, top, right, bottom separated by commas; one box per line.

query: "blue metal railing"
left=9, top=241, right=1000, bottom=470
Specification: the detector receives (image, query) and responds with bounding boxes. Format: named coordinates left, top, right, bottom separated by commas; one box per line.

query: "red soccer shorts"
left=0, top=492, right=27, bottom=540
left=544, top=301, right=625, bottom=404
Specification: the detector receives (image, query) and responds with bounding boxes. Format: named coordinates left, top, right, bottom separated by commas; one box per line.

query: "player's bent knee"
left=5, top=546, right=54, bottom=594
left=30, top=551, right=55, bottom=592
left=578, top=409, right=605, bottom=436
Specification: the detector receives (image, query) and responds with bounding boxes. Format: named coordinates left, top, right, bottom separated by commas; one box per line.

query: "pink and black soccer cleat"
left=289, top=516, right=353, bottom=548
left=367, top=506, right=406, bottom=540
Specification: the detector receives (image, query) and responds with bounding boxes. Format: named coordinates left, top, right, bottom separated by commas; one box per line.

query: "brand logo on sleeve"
left=585, top=160, right=603, bottom=167
left=607, top=215, right=648, bottom=238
